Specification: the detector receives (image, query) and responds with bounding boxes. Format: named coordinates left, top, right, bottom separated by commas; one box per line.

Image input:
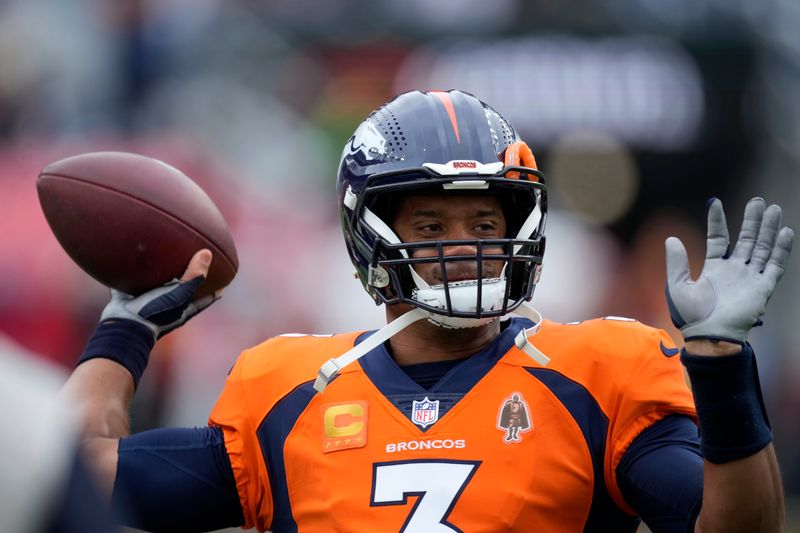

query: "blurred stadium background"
left=0, top=0, right=798, bottom=530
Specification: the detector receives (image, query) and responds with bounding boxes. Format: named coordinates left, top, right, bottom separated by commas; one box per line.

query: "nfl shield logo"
left=411, top=396, right=440, bottom=428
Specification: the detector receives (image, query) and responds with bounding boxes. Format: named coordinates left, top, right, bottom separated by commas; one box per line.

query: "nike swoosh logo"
left=660, top=341, right=680, bottom=357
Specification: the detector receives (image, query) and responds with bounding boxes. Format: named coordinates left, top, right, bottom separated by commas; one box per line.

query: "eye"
left=473, top=221, right=500, bottom=235
left=417, top=223, right=443, bottom=233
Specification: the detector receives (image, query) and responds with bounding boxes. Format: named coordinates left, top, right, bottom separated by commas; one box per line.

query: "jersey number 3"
left=371, top=460, right=480, bottom=532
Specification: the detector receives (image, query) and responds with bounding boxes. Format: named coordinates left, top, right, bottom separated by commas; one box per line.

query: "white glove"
left=665, top=197, right=793, bottom=343
left=100, top=276, right=218, bottom=339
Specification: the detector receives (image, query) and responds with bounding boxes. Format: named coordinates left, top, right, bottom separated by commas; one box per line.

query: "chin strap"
left=313, top=308, right=427, bottom=392
left=511, top=303, right=551, bottom=366
left=313, top=302, right=550, bottom=393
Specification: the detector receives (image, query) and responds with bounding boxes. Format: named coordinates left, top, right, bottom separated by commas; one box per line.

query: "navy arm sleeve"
left=616, top=415, right=704, bottom=533
left=111, top=426, right=244, bottom=533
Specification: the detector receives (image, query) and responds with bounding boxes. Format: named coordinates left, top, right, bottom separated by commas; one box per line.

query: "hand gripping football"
left=36, top=151, right=239, bottom=299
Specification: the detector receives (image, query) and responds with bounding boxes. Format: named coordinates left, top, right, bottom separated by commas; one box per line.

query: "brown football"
left=36, top=151, right=238, bottom=299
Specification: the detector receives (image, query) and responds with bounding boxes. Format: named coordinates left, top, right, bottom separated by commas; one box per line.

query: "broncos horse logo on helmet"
left=344, top=121, right=389, bottom=165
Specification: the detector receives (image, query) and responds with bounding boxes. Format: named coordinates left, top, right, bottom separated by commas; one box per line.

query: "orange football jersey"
left=208, top=317, right=696, bottom=532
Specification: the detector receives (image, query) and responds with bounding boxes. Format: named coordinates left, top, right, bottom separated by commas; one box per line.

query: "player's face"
left=392, top=194, right=507, bottom=285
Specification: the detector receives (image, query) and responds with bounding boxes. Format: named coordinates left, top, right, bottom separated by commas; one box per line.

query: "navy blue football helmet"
left=337, top=89, right=547, bottom=327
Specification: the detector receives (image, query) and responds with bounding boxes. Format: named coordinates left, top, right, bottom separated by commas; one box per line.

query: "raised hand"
left=665, top=198, right=793, bottom=343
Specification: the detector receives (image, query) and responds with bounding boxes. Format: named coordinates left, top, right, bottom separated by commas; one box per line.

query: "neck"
left=386, top=304, right=502, bottom=366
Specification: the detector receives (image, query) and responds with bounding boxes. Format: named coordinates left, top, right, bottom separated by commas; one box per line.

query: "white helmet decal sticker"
left=345, top=121, right=387, bottom=163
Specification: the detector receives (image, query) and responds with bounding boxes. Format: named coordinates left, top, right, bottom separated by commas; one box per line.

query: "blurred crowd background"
left=1, top=0, right=799, bottom=530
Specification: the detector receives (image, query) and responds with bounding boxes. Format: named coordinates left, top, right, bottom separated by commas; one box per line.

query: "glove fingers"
left=763, top=226, right=794, bottom=285
left=665, top=236, right=691, bottom=284
left=157, top=293, right=219, bottom=339
left=705, top=198, right=730, bottom=259
left=186, top=293, right=219, bottom=319
left=138, top=276, right=204, bottom=326
left=750, top=204, right=782, bottom=270
left=732, top=197, right=765, bottom=260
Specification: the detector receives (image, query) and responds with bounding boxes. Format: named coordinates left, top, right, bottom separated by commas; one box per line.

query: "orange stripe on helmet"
left=503, top=141, right=538, bottom=180
left=430, top=91, right=461, bottom=144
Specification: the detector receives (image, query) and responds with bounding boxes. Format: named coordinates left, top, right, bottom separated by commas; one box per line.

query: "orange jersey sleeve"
left=526, top=317, right=696, bottom=515
left=208, top=332, right=363, bottom=532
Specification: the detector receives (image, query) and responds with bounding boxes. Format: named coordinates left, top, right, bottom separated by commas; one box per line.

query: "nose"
left=441, top=226, right=478, bottom=256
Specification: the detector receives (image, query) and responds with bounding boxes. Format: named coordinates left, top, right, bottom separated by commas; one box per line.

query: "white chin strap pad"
left=412, top=277, right=507, bottom=329
left=413, top=278, right=506, bottom=313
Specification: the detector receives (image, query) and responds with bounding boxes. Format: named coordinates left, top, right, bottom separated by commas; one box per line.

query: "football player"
left=62, top=90, right=792, bottom=532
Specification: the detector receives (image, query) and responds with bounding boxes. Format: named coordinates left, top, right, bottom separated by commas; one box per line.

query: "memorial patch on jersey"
left=411, top=397, right=440, bottom=428
left=321, top=401, right=368, bottom=453
left=497, top=392, right=532, bottom=443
